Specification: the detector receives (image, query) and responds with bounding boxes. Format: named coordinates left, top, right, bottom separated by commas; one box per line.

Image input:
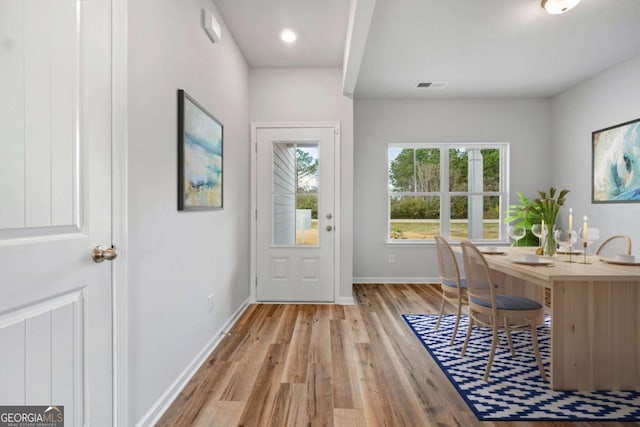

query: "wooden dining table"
left=453, top=245, right=640, bottom=391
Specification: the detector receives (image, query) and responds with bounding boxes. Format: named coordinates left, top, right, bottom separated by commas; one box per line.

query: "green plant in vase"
left=531, top=187, right=570, bottom=257
left=504, top=192, right=542, bottom=247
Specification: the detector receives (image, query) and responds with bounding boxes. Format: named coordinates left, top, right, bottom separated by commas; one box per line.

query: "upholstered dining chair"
left=434, top=235, right=467, bottom=345
left=460, top=240, right=547, bottom=382
left=595, top=234, right=632, bottom=257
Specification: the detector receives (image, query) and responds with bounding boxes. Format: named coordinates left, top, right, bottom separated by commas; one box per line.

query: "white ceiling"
left=214, top=0, right=640, bottom=98
left=356, top=0, right=640, bottom=98
left=213, top=0, right=351, bottom=68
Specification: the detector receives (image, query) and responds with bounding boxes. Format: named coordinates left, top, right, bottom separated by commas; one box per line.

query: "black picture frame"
left=592, top=117, right=640, bottom=203
left=177, top=89, right=223, bottom=210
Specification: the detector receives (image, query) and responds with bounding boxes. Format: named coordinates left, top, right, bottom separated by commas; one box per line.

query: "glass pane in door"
left=272, top=142, right=319, bottom=246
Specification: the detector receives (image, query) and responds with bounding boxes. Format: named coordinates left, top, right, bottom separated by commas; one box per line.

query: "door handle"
left=92, top=245, right=118, bottom=263
left=326, top=225, right=333, bottom=231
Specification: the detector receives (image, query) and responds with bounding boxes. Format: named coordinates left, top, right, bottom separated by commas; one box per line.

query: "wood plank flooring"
left=157, top=283, right=638, bottom=426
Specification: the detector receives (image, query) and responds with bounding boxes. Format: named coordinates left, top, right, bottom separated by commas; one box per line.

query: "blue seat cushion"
left=471, top=294, right=541, bottom=310
left=441, top=278, right=467, bottom=289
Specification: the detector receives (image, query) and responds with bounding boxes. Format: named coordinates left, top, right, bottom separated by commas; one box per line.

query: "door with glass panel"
left=255, top=127, right=335, bottom=302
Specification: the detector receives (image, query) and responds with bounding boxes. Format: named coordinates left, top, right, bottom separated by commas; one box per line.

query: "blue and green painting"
left=593, top=120, right=640, bottom=202
left=184, top=97, right=222, bottom=207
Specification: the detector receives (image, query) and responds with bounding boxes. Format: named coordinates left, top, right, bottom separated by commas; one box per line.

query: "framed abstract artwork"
left=592, top=118, right=640, bottom=203
left=177, top=89, right=223, bottom=210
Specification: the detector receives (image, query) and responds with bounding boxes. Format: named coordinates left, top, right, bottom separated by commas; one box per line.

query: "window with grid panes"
left=388, top=143, right=509, bottom=242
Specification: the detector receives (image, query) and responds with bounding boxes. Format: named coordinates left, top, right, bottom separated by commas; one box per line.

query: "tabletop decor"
left=403, top=313, right=640, bottom=421
left=504, top=192, right=542, bottom=247
left=177, top=89, right=223, bottom=210
left=532, top=187, right=569, bottom=257
left=531, top=223, right=548, bottom=254
left=579, top=221, right=600, bottom=264
left=555, top=229, right=578, bottom=262
left=592, top=117, right=640, bottom=203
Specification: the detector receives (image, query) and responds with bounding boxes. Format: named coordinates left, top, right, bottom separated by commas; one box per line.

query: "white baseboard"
left=335, top=296, right=355, bottom=305
left=135, top=297, right=250, bottom=427
left=352, top=277, right=439, bottom=284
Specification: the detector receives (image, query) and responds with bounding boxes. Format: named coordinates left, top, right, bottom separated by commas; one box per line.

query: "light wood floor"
left=158, top=283, right=638, bottom=427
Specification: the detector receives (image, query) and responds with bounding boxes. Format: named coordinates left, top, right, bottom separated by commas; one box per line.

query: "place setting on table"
left=552, top=216, right=637, bottom=267
left=502, top=223, right=558, bottom=266
left=600, top=253, right=640, bottom=265
left=504, top=227, right=622, bottom=267
left=477, top=245, right=506, bottom=255
left=505, top=204, right=639, bottom=267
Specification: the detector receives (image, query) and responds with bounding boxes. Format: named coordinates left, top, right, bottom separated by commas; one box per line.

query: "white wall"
left=551, top=54, right=640, bottom=248
left=249, top=68, right=354, bottom=302
left=128, top=0, right=250, bottom=424
left=354, top=98, right=551, bottom=281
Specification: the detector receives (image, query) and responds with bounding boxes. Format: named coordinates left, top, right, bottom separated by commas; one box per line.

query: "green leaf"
left=517, top=192, right=529, bottom=203
left=558, top=189, right=570, bottom=204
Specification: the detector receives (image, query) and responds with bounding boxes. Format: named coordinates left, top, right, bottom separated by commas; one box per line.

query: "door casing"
left=112, top=0, right=129, bottom=424
left=250, top=122, right=342, bottom=303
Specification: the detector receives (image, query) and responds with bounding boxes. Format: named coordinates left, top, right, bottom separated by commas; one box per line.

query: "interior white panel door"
left=256, top=127, right=336, bottom=302
left=0, top=322, right=25, bottom=404
left=0, top=0, right=26, bottom=228
left=0, top=0, right=114, bottom=425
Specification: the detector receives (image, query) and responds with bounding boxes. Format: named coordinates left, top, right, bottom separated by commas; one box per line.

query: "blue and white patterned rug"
left=403, top=313, right=640, bottom=421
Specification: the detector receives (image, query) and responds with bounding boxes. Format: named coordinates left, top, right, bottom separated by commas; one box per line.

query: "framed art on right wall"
left=592, top=117, right=640, bottom=203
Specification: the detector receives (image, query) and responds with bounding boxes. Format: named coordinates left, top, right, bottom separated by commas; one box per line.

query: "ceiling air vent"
left=417, top=81, right=448, bottom=89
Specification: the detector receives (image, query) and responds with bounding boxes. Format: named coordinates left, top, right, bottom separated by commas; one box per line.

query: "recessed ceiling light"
left=280, top=29, right=297, bottom=43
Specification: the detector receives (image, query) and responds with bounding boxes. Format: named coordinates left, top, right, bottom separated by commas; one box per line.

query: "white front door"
left=0, top=0, right=114, bottom=425
left=255, top=126, right=337, bottom=302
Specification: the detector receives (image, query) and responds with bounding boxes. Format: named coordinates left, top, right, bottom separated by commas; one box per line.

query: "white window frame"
left=386, top=142, right=510, bottom=245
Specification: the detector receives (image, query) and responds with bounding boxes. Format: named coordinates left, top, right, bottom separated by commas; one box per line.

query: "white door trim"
left=112, top=0, right=128, bottom=424
left=250, top=122, right=342, bottom=303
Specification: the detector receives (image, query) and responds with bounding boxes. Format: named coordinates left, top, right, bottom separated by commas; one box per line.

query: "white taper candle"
left=583, top=216, right=588, bottom=242
left=569, top=208, right=573, bottom=232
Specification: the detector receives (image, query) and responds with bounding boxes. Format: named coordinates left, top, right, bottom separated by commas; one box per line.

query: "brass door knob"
left=92, top=245, right=118, bottom=263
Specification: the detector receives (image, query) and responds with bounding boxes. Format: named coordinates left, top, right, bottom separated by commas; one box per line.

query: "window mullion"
left=441, top=148, right=451, bottom=239
left=413, top=149, right=417, bottom=192
left=500, top=145, right=509, bottom=241
left=294, top=144, right=298, bottom=243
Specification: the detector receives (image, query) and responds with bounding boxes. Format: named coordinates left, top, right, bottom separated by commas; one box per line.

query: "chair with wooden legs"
left=434, top=235, right=466, bottom=344
left=595, top=234, right=632, bottom=257
left=459, top=240, right=547, bottom=382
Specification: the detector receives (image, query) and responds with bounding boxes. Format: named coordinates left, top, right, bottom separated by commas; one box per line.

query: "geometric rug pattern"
left=402, top=314, right=640, bottom=421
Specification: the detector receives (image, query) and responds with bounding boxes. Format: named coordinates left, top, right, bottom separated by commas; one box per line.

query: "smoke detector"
left=417, top=81, right=448, bottom=89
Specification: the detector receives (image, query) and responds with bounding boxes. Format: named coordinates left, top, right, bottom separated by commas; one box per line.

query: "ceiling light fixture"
left=541, top=0, right=581, bottom=14
left=280, top=29, right=297, bottom=43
